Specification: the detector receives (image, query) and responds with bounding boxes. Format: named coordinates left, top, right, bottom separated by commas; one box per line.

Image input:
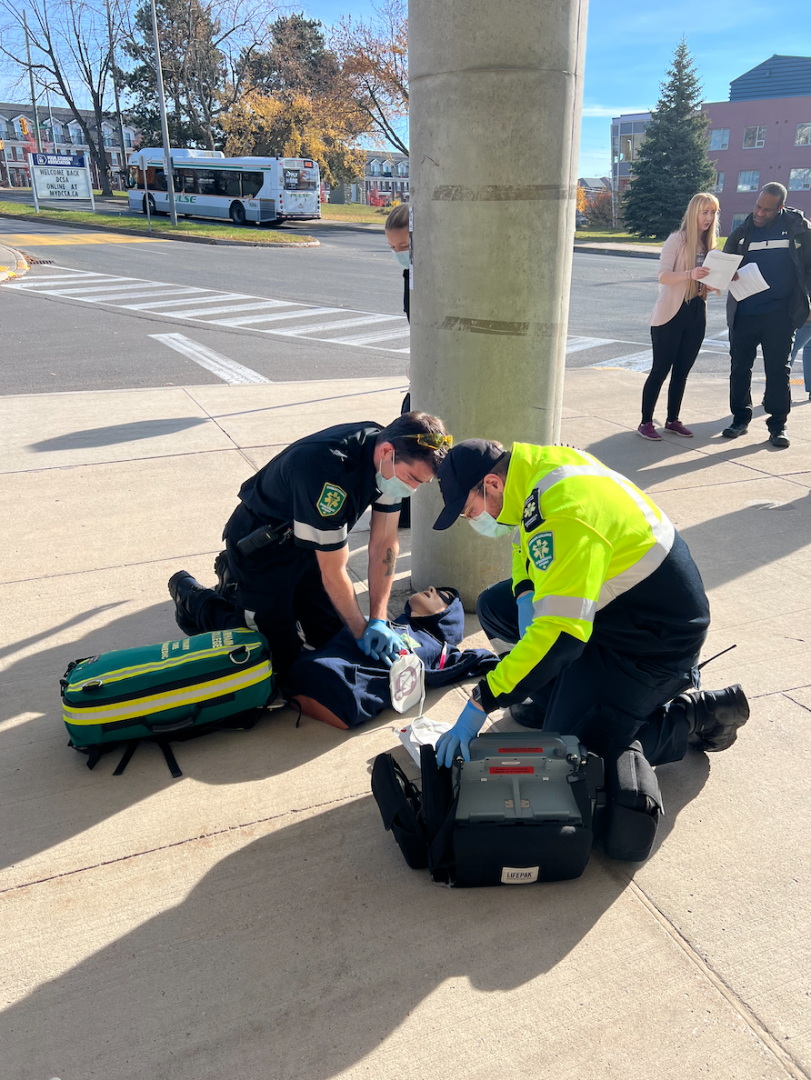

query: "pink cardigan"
left=649, top=231, right=702, bottom=327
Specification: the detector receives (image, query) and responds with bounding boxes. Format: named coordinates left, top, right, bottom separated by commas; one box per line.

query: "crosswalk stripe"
left=324, top=326, right=412, bottom=345
left=15, top=266, right=410, bottom=354
left=151, top=333, right=271, bottom=385
left=565, top=336, right=615, bottom=354
left=122, top=292, right=242, bottom=310
left=272, top=314, right=402, bottom=337
left=166, top=299, right=300, bottom=319
left=213, top=306, right=344, bottom=327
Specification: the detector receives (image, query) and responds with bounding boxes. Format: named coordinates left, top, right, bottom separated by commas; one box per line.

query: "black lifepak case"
left=450, top=733, right=597, bottom=887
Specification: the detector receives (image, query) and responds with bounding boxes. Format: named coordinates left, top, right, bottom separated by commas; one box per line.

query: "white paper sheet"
left=729, top=262, right=770, bottom=302
left=700, top=249, right=742, bottom=291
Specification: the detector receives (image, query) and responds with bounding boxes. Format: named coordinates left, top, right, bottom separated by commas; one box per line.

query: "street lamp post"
left=149, top=0, right=177, bottom=225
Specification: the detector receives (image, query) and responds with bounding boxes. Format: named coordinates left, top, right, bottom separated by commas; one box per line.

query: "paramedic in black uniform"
left=168, top=412, right=450, bottom=679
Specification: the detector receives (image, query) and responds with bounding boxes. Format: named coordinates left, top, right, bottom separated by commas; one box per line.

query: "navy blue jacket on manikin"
left=287, top=590, right=498, bottom=728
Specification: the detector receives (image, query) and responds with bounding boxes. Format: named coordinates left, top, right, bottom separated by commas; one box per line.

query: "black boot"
left=674, top=684, right=750, bottom=752
left=167, top=570, right=227, bottom=637
left=213, top=550, right=236, bottom=600
left=508, top=700, right=547, bottom=729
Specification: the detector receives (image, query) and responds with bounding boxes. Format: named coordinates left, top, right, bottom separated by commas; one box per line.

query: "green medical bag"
left=61, top=628, right=274, bottom=774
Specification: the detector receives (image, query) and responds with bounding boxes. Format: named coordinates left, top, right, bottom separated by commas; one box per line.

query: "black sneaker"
left=768, top=428, right=790, bottom=448
left=721, top=421, right=749, bottom=438
left=679, top=684, right=750, bottom=752
left=508, top=701, right=547, bottom=728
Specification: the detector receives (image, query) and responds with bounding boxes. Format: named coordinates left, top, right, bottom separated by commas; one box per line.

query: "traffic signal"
left=20, top=118, right=28, bottom=135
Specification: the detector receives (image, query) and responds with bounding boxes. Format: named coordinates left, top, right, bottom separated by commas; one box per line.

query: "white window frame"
left=796, top=123, right=811, bottom=147
left=742, top=125, right=766, bottom=149
left=712, top=171, right=725, bottom=194
left=788, top=168, right=811, bottom=191
left=737, top=169, right=760, bottom=192
left=709, top=128, right=729, bottom=151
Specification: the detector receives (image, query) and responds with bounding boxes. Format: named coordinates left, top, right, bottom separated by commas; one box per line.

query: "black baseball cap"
left=433, top=439, right=507, bottom=530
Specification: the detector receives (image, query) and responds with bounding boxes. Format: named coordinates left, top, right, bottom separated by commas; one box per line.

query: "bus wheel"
left=143, top=194, right=156, bottom=216
left=229, top=202, right=246, bottom=226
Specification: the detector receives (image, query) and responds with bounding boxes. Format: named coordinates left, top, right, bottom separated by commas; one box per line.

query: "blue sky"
left=4, top=0, right=808, bottom=177
left=301, top=0, right=810, bottom=177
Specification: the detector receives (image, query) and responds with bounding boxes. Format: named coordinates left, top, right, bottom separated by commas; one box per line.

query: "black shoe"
left=721, top=421, right=748, bottom=438
left=677, top=684, right=750, bottom=752
left=768, top=428, right=790, bottom=448
left=168, top=570, right=207, bottom=636
left=508, top=701, right=547, bottom=729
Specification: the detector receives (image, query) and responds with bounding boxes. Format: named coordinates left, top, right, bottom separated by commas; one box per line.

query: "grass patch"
left=0, top=199, right=317, bottom=244
left=575, top=229, right=663, bottom=246
left=321, top=203, right=389, bottom=224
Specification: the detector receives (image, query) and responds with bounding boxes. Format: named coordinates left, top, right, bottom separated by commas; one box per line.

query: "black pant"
left=194, top=505, right=343, bottom=678
left=477, top=579, right=703, bottom=766
left=729, top=310, right=794, bottom=430
left=642, top=296, right=706, bottom=423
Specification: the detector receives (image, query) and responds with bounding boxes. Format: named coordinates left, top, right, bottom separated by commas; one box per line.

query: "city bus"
left=127, top=148, right=321, bottom=224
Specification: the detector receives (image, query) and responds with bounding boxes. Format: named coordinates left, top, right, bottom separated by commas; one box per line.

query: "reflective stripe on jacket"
left=484, top=442, right=675, bottom=707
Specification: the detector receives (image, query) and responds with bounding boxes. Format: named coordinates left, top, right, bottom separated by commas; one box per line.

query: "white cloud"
left=581, top=106, right=648, bottom=117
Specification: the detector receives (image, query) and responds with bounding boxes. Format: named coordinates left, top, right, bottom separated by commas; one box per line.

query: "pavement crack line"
left=0, top=789, right=370, bottom=897
left=607, top=864, right=810, bottom=1080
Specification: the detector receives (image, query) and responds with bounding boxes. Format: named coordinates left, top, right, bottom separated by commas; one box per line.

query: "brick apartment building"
left=0, top=102, right=138, bottom=189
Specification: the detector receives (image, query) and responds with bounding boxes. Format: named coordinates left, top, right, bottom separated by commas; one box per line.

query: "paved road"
left=0, top=215, right=738, bottom=397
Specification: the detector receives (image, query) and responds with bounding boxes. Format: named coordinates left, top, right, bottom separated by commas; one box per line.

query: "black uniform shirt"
left=237, top=421, right=401, bottom=552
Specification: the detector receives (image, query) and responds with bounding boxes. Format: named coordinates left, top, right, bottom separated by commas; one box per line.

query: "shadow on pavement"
left=0, top=796, right=628, bottom=1080
left=29, top=417, right=209, bottom=452
left=0, top=600, right=393, bottom=876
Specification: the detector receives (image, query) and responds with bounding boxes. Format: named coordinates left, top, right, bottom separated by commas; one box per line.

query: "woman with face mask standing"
left=428, top=438, right=749, bottom=769
left=638, top=193, right=720, bottom=441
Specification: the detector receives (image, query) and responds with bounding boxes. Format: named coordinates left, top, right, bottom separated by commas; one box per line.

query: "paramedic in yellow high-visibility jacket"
left=432, top=440, right=749, bottom=768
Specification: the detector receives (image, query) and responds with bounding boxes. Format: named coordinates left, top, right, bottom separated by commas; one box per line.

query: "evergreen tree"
left=245, top=14, right=341, bottom=98
left=622, top=40, right=716, bottom=239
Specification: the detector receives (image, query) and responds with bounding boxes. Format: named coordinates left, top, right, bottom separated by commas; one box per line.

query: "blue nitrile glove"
left=435, top=698, right=487, bottom=768
left=356, top=618, right=405, bottom=667
left=517, top=592, right=535, bottom=638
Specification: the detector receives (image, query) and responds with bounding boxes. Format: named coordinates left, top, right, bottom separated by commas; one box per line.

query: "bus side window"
left=241, top=172, right=263, bottom=198
left=153, top=169, right=168, bottom=192
left=223, top=172, right=241, bottom=198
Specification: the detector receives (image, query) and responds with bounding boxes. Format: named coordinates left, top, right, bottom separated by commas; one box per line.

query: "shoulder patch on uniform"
left=317, top=482, right=347, bottom=517
left=522, top=490, right=544, bottom=533
left=528, top=531, right=554, bottom=571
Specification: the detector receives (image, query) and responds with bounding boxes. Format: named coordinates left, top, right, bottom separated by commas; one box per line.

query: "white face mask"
left=392, top=249, right=410, bottom=269
left=376, top=449, right=415, bottom=500
left=468, top=487, right=512, bottom=538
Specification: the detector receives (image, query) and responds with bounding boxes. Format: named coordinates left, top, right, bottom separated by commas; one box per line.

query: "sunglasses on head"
left=401, top=433, right=453, bottom=450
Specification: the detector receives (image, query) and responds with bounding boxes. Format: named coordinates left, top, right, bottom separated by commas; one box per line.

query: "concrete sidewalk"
left=0, top=241, right=27, bottom=282
left=1, top=367, right=810, bottom=1080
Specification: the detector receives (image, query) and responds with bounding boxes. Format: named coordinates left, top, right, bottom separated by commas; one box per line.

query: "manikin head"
left=408, top=586, right=455, bottom=618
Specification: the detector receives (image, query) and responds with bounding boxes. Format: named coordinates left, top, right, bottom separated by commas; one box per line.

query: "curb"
left=574, top=242, right=661, bottom=260
left=0, top=243, right=29, bottom=282
left=0, top=210, right=320, bottom=248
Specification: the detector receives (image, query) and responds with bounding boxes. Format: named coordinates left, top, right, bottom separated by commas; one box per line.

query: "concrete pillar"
left=409, top=0, right=588, bottom=609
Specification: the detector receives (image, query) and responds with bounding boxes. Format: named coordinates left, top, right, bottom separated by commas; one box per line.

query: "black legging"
left=642, top=295, right=706, bottom=423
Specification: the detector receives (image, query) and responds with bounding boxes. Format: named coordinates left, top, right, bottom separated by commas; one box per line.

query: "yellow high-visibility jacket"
left=478, top=442, right=708, bottom=712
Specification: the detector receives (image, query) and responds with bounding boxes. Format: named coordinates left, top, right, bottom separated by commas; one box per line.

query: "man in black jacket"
left=721, top=184, right=811, bottom=448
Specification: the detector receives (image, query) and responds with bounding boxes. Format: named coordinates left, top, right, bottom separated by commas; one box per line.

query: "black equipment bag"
left=372, top=733, right=602, bottom=887
left=602, top=741, right=664, bottom=862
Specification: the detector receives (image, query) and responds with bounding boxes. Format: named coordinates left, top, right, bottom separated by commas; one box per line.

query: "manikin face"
left=753, top=192, right=782, bottom=228
left=409, top=586, right=454, bottom=617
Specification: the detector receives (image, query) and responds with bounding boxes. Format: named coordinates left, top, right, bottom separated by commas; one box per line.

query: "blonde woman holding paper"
left=638, top=193, right=720, bottom=440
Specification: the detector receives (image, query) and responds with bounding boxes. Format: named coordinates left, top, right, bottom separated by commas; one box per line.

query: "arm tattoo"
left=383, top=547, right=396, bottom=578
